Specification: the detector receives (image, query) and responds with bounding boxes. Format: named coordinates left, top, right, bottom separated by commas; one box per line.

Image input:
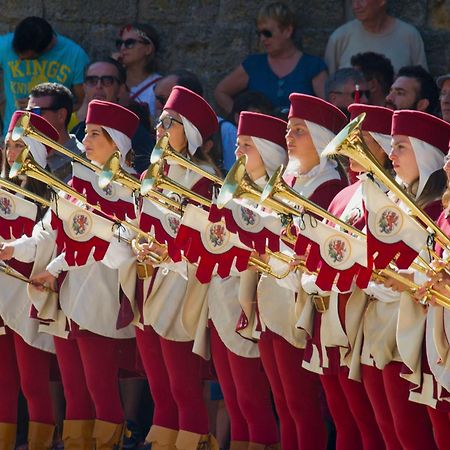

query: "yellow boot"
left=62, top=419, right=95, bottom=450
left=146, top=425, right=178, bottom=449
left=175, top=430, right=219, bottom=450
left=0, top=423, right=17, bottom=450
left=229, top=442, right=249, bottom=450
left=28, top=422, right=55, bottom=450
left=248, top=444, right=281, bottom=450
left=92, top=420, right=125, bottom=450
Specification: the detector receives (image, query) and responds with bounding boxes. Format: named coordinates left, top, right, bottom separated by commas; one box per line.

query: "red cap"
left=8, top=111, right=59, bottom=149
left=86, top=100, right=139, bottom=139
left=164, top=86, right=219, bottom=141
left=348, top=104, right=393, bottom=135
left=392, top=110, right=450, bottom=154
left=288, top=93, right=347, bottom=134
left=237, top=112, right=287, bottom=150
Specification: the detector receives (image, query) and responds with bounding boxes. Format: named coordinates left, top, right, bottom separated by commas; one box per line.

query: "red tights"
left=54, top=335, right=123, bottom=423
left=210, top=324, right=278, bottom=444
left=258, top=329, right=327, bottom=450
left=0, top=330, right=53, bottom=424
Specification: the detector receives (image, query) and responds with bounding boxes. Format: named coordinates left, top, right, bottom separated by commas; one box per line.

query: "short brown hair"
left=257, top=2, right=297, bottom=31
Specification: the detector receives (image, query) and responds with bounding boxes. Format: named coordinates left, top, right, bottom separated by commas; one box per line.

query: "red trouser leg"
left=160, top=337, right=209, bottom=434
left=361, top=365, right=402, bottom=450
left=427, top=407, right=450, bottom=450
left=272, top=333, right=327, bottom=450
left=228, top=348, right=279, bottom=444
left=382, top=362, right=437, bottom=450
left=0, top=332, right=19, bottom=422
left=210, top=325, right=249, bottom=441
left=135, top=327, right=178, bottom=430
left=13, top=332, right=54, bottom=424
left=54, top=337, right=95, bottom=419
left=320, top=374, right=363, bottom=450
left=76, top=335, right=124, bottom=424
left=338, top=370, right=385, bottom=450
left=259, top=330, right=297, bottom=450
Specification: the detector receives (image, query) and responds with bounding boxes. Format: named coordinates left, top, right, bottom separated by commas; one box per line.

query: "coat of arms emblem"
left=0, top=196, right=13, bottom=216
left=378, top=209, right=399, bottom=234
left=102, top=184, right=113, bottom=197
left=72, top=213, right=90, bottom=236
left=209, top=223, right=227, bottom=248
left=240, top=206, right=256, bottom=226
left=328, top=238, right=347, bottom=263
left=344, top=207, right=362, bottom=226
left=167, top=215, right=180, bottom=235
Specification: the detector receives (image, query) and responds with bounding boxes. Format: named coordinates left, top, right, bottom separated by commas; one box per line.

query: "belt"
left=136, top=262, right=154, bottom=279
left=311, top=294, right=330, bottom=313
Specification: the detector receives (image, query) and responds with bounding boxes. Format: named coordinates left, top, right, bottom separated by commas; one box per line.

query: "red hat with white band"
left=237, top=111, right=288, bottom=176
left=392, top=110, right=450, bottom=199
left=348, top=104, right=393, bottom=154
left=288, top=93, right=347, bottom=134
left=164, top=86, right=219, bottom=154
left=8, top=111, right=59, bottom=168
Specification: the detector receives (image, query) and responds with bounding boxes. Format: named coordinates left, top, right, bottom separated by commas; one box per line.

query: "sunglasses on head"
left=84, top=75, right=120, bottom=87
left=256, top=29, right=273, bottom=39
left=25, top=105, right=60, bottom=115
left=115, top=38, right=150, bottom=50
left=154, top=115, right=183, bottom=131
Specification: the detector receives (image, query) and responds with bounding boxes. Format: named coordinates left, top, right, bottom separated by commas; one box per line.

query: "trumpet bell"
left=10, top=146, right=30, bottom=178
left=261, top=165, right=284, bottom=204
left=99, top=151, right=121, bottom=189
left=216, top=155, right=248, bottom=208
left=150, top=135, right=171, bottom=164
left=12, top=114, right=31, bottom=141
left=141, top=162, right=164, bottom=196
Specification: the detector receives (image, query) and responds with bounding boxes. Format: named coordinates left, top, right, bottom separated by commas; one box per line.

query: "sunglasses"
left=25, top=106, right=61, bottom=115
left=115, top=38, right=150, bottom=50
left=85, top=75, right=120, bottom=87
left=330, top=90, right=371, bottom=100
left=154, top=115, right=183, bottom=131
left=256, top=29, right=273, bottom=38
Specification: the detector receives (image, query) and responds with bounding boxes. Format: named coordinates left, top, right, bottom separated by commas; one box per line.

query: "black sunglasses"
left=256, top=29, right=273, bottom=38
left=85, top=75, right=120, bottom=87
left=25, top=106, right=61, bottom=115
left=115, top=38, right=150, bottom=50
left=154, top=116, right=183, bottom=131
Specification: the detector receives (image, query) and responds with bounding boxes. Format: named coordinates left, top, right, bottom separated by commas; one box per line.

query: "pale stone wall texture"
left=0, top=0, right=449, bottom=105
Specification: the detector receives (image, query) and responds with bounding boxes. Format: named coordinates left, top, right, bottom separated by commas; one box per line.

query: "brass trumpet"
left=12, top=113, right=98, bottom=172
left=322, top=113, right=450, bottom=252
left=0, top=177, right=50, bottom=208
left=9, top=147, right=163, bottom=264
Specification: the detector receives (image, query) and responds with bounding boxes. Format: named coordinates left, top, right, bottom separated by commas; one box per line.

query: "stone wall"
left=0, top=0, right=449, bottom=105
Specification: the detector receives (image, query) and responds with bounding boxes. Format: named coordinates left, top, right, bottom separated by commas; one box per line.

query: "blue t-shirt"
left=242, top=53, right=327, bottom=111
left=0, top=33, right=89, bottom=131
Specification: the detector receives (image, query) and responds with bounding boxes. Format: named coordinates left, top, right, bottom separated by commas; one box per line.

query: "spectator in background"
left=325, top=68, right=369, bottom=119
left=0, top=16, right=89, bottom=134
left=437, top=73, right=450, bottom=123
left=116, top=23, right=162, bottom=124
left=325, top=0, right=427, bottom=75
left=26, top=82, right=83, bottom=182
left=153, top=69, right=204, bottom=119
left=71, top=58, right=155, bottom=174
left=351, top=51, right=394, bottom=106
left=214, top=1, right=327, bottom=115
left=385, top=65, right=439, bottom=114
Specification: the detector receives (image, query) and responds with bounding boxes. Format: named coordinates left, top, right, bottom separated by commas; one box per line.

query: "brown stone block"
left=427, top=0, right=450, bottom=29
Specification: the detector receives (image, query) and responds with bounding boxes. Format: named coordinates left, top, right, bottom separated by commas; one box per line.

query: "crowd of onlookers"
left=1, top=2, right=449, bottom=448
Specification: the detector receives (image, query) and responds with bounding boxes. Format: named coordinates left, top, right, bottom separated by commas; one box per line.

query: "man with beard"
left=385, top=65, right=439, bottom=114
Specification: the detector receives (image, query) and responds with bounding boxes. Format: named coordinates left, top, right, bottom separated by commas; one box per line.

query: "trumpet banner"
left=71, top=162, right=136, bottom=220
left=295, top=214, right=371, bottom=291
left=208, top=201, right=282, bottom=254
left=0, top=188, right=37, bottom=240
left=139, top=197, right=182, bottom=262
left=175, top=204, right=252, bottom=283
left=362, top=178, right=431, bottom=269
left=50, top=196, right=115, bottom=266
